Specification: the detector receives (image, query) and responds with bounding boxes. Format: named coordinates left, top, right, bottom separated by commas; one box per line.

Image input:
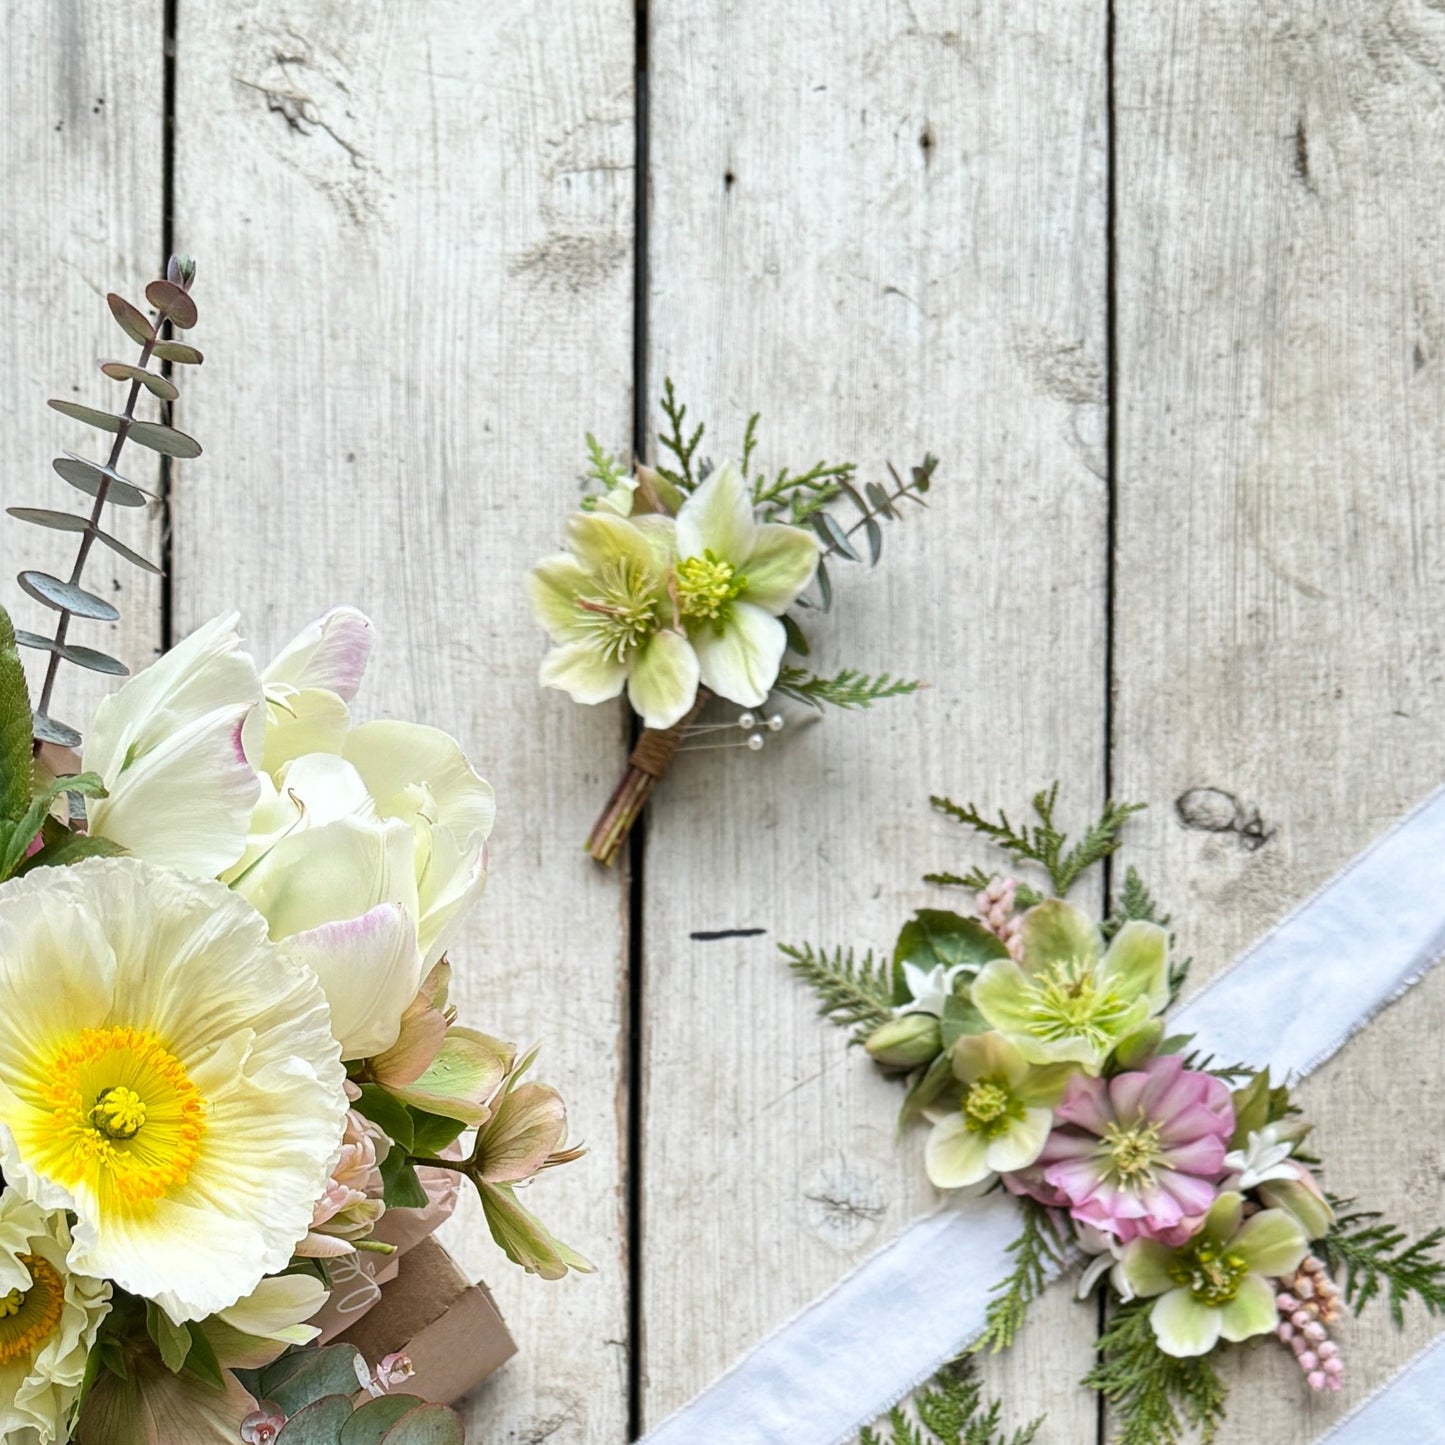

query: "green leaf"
left=1319, top=1197, right=1445, bottom=1326
left=144, top=1302, right=193, bottom=1374
left=773, top=666, right=919, bottom=712
left=781, top=612, right=811, bottom=658
left=276, top=1395, right=355, bottom=1443
left=353, top=1084, right=415, bottom=1154
left=0, top=771, right=108, bottom=881
left=898, top=1051, right=956, bottom=1132
left=0, top=607, right=34, bottom=825
left=855, top=1357, right=1040, bottom=1445
left=892, top=910, right=1008, bottom=999
left=341, top=1396, right=427, bottom=1445
left=182, top=1320, right=225, bottom=1389
left=939, top=991, right=989, bottom=1050
left=780, top=941, right=894, bottom=1043
left=107, top=293, right=155, bottom=345
left=408, top=1106, right=467, bottom=1158
left=380, top=1149, right=429, bottom=1209
left=16, top=829, right=126, bottom=875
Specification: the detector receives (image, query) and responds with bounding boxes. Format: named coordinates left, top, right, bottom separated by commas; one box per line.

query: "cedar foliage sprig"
left=858, top=1358, right=1040, bottom=1445
left=1319, top=1198, right=1445, bottom=1325
left=773, top=666, right=919, bottom=711
left=583, top=432, right=629, bottom=490
left=970, top=1199, right=1068, bottom=1356
left=780, top=941, right=893, bottom=1042
left=1084, top=1299, right=1228, bottom=1445
left=930, top=783, right=1145, bottom=899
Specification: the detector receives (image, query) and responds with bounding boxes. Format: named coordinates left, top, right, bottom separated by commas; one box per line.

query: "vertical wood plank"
left=642, top=2, right=1108, bottom=1435
left=173, top=5, right=634, bottom=1439
left=1114, top=4, right=1445, bottom=1439
left=0, top=0, right=164, bottom=730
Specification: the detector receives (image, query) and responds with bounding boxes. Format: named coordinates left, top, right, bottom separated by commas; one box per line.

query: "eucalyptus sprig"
left=14, top=255, right=203, bottom=749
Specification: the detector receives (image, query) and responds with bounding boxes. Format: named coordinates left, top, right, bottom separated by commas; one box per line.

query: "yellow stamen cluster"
left=0, top=1254, right=65, bottom=1365
left=41, top=1027, right=206, bottom=1208
left=962, top=1077, right=1023, bottom=1139
left=1169, top=1241, right=1249, bottom=1306
left=1024, top=957, right=1132, bottom=1051
left=676, top=551, right=747, bottom=625
left=1100, top=1119, right=1164, bottom=1187
left=576, top=559, right=661, bottom=661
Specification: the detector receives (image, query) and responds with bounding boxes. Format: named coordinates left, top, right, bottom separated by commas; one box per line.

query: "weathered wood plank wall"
left=2, top=2, right=1443, bottom=1443
left=1113, top=4, right=1445, bottom=1438
left=170, top=4, right=635, bottom=1441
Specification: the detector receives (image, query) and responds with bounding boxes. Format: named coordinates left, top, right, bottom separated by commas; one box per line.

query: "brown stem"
left=586, top=687, right=712, bottom=866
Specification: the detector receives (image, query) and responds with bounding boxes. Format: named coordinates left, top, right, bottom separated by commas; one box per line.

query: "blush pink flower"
left=295, top=1102, right=389, bottom=1257
left=1035, top=1054, right=1233, bottom=1245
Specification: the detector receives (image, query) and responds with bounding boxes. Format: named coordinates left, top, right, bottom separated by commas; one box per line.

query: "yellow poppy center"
left=41, top=1027, right=206, bottom=1209
left=0, top=1254, right=65, bottom=1365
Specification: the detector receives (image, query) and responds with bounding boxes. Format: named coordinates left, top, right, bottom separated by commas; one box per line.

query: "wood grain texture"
left=641, top=2, right=1108, bottom=1436
left=171, top=4, right=635, bottom=1439
left=1114, top=3, right=1445, bottom=1439
left=0, top=0, right=164, bottom=733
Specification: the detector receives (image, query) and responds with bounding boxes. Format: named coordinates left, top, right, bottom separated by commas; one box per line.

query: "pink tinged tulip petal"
left=283, top=903, right=422, bottom=1060
left=476, top=1082, right=569, bottom=1183
left=1150, top=1287, right=1224, bottom=1357
left=388, top=1027, right=513, bottom=1125
left=264, top=606, right=375, bottom=701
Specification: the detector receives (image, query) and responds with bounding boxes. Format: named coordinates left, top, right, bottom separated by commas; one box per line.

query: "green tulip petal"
left=986, top=1106, right=1052, bottom=1173
left=676, top=460, right=754, bottom=562
left=1216, top=1273, right=1280, bottom=1344
left=1232, top=1208, right=1309, bottom=1277
left=692, top=601, right=785, bottom=708
left=526, top=554, right=593, bottom=639
left=627, top=628, right=701, bottom=729
left=741, top=521, right=821, bottom=613
left=1121, top=1239, right=1177, bottom=1298
left=1099, top=920, right=1170, bottom=1013
left=1019, top=900, right=1103, bottom=975
left=1150, top=1288, right=1223, bottom=1358
left=925, top=1114, right=993, bottom=1189
left=539, top=640, right=628, bottom=706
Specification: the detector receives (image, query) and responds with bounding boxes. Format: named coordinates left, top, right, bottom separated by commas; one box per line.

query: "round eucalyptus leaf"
left=143, top=279, right=198, bottom=330
left=275, top=1395, right=354, bottom=1444
left=99, top=361, right=178, bottom=400
left=377, top=1403, right=466, bottom=1444
left=59, top=642, right=128, bottom=676
left=32, top=712, right=82, bottom=748
left=53, top=453, right=150, bottom=508
left=14, top=630, right=52, bottom=651
left=150, top=340, right=204, bottom=365
left=48, top=399, right=122, bottom=434
left=340, top=1396, right=423, bottom=1445
left=17, top=571, right=120, bottom=621
left=127, top=420, right=201, bottom=459
left=6, top=507, right=90, bottom=533
left=106, top=292, right=154, bottom=345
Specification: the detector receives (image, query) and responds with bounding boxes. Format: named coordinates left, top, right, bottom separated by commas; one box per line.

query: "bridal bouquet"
left=528, top=384, right=935, bottom=864
left=787, top=787, right=1445, bottom=1444
left=0, top=261, right=585, bottom=1445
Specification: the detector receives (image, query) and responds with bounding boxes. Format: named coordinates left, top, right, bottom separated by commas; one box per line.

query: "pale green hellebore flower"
left=673, top=461, right=820, bottom=707
left=923, top=1032, right=1073, bottom=1191
left=528, top=511, right=701, bottom=730
left=1121, top=1191, right=1308, bottom=1357
left=972, top=900, right=1169, bottom=1074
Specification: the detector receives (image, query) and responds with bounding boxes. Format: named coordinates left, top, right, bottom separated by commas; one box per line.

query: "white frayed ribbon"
left=641, top=788, right=1445, bottom=1445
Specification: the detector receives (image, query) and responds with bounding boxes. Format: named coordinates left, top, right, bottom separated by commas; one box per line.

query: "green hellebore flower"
left=923, top=1031, right=1073, bottom=1191
left=528, top=511, right=701, bottom=729
left=1121, top=1191, right=1308, bottom=1357
left=673, top=461, right=821, bottom=707
left=971, top=900, right=1169, bottom=1074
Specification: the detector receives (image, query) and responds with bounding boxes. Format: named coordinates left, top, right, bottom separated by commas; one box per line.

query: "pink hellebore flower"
left=295, top=1105, right=389, bottom=1257
left=1036, top=1054, right=1233, bottom=1245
